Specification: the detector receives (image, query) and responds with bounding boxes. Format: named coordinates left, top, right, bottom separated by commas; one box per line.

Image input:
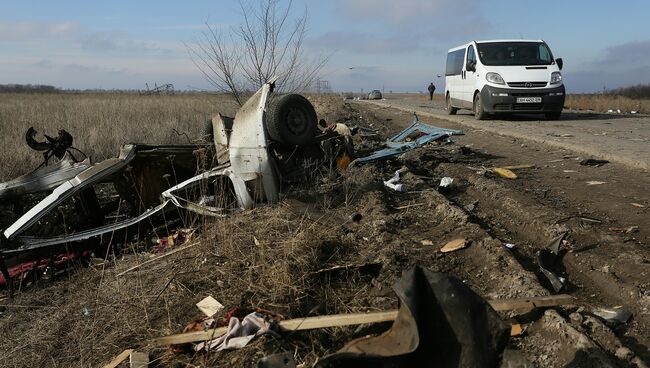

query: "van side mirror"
left=467, top=60, right=476, bottom=72
left=556, top=58, right=563, bottom=70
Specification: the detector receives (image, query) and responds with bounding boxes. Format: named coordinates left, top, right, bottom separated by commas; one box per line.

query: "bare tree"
left=188, top=0, right=328, bottom=106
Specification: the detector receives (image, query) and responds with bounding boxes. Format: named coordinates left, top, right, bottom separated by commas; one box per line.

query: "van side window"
left=446, top=49, right=465, bottom=76
left=466, top=46, right=476, bottom=68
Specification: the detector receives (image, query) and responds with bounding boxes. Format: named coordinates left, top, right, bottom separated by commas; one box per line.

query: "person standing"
left=428, top=82, right=436, bottom=100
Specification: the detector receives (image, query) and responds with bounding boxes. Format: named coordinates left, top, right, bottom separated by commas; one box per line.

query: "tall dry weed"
left=0, top=93, right=239, bottom=181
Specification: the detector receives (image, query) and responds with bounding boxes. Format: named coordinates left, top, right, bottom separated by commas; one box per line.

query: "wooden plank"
left=116, top=242, right=198, bottom=277
left=488, top=294, right=574, bottom=311
left=150, top=326, right=229, bottom=346
left=103, top=349, right=133, bottom=368
left=279, top=310, right=398, bottom=331
left=149, top=294, right=573, bottom=346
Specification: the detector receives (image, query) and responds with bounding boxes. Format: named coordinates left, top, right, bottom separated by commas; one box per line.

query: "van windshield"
left=476, top=42, right=554, bottom=66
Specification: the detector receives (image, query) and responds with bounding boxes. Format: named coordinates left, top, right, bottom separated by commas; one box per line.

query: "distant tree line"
left=606, top=84, right=650, bottom=99
left=0, top=84, right=60, bottom=93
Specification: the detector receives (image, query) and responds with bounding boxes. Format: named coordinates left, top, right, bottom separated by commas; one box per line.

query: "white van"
left=445, top=40, right=565, bottom=120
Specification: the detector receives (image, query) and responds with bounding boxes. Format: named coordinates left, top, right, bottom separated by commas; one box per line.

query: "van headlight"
left=486, top=72, right=505, bottom=85
left=551, top=72, right=562, bottom=84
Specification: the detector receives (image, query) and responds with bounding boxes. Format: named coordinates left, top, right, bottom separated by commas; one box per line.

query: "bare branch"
left=188, top=0, right=329, bottom=105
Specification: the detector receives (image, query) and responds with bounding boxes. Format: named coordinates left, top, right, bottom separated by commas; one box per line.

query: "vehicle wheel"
left=266, top=94, right=318, bottom=146
left=446, top=94, right=458, bottom=115
left=474, top=93, right=487, bottom=120
left=199, top=119, right=213, bottom=143
left=545, top=112, right=562, bottom=120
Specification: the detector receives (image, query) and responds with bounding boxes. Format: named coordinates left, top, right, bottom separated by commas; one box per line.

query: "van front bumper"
left=480, top=85, right=565, bottom=113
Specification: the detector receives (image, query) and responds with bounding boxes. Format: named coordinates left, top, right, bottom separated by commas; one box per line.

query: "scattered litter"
left=395, top=203, right=425, bottom=210
left=631, top=203, right=645, bottom=208
left=580, top=158, right=609, bottom=167
left=576, top=216, right=602, bottom=224
left=440, top=238, right=467, bottom=253
left=593, top=307, right=632, bottom=324
left=313, top=262, right=382, bottom=276
left=439, top=177, right=454, bottom=188
left=421, top=240, right=434, bottom=246
left=150, top=289, right=572, bottom=348
left=103, top=349, right=135, bottom=368
left=492, top=167, right=518, bottom=179
left=352, top=113, right=463, bottom=164
left=502, top=243, right=516, bottom=249
left=510, top=324, right=524, bottom=337
left=195, top=312, right=279, bottom=351
left=608, top=226, right=639, bottom=234
left=196, top=296, right=224, bottom=317
left=501, top=164, right=535, bottom=170
left=563, top=170, right=578, bottom=173
left=129, top=351, right=149, bottom=368
left=537, top=232, right=567, bottom=293
left=152, top=228, right=192, bottom=253
left=631, top=110, right=638, bottom=114
left=548, top=133, right=574, bottom=138
left=586, top=181, right=606, bottom=185
left=116, top=241, right=198, bottom=277
left=383, top=169, right=407, bottom=192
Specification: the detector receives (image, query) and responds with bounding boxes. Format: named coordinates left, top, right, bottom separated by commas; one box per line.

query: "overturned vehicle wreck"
left=0, top=80, right=345, bottom=288
left=0, top=79, right=463, bottom=291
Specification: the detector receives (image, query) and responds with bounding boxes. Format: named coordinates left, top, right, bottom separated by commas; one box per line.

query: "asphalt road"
left=363, top=96, right=650, bottom=171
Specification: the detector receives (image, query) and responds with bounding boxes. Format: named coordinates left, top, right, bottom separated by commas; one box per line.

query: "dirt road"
left=351, top=98, right=650, bottom=366
left=365, top=95, right=650, bottom=171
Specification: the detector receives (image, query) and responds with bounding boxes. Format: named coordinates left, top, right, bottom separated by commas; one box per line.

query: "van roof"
left=447, top=39, right=544, bottom=52
left=475, top=39, right=543, bottom=44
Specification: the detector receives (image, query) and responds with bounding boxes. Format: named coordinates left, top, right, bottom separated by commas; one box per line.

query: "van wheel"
left=545, top=112, right=562, bottom=120
left=474, top=93, right=487, bottom=120
left=446, top=95, right=458, bottom=115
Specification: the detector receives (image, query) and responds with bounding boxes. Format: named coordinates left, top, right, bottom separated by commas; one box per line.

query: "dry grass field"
left=1, top=91, right=650, bottom=367
left=564, top=94, right=649, bottom=113
left=0, top=93, right=240, bottom=181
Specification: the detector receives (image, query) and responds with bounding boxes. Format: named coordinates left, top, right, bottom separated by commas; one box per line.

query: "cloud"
left=309, top=32, right=420, bottom=54
left=565, top=66, right=650, bottom=93
left=154, top=24, right=224, bottom=31
left=29, top=59, right=127, bottom=75
left=338, top=0, right=483, bottom=26
left=0, top=21, right=80, bottom=40
left=79, top=32, right=182, bottom=54
left=596, top=40, right=650, bottom=66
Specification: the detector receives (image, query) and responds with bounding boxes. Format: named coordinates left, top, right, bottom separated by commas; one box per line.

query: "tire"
left=473, top=93, right=487, bottom=120
left=545, top=112, right=562, bottom=120
left=446, top=94, right=458, bottom=115
left=266, top=94, right=318, bottom=147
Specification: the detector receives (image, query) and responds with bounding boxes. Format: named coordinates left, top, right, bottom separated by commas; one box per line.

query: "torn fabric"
left=195, top=312, right=278, bottom=351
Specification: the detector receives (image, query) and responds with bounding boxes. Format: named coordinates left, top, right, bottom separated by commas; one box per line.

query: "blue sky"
left=1, top=0, right=648, bottom=92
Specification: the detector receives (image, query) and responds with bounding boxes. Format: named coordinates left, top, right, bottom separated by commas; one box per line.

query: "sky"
left=1, top=0, right=649, bottom=93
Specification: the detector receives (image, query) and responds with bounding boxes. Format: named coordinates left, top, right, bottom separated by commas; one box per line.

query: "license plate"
left=516, top=97, right=542, bottom=103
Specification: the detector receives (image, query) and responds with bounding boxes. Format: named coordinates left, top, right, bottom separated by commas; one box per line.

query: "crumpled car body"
left=0, top=153, right=90, bottom=200
left=2, top=80, right=283, bottom=254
